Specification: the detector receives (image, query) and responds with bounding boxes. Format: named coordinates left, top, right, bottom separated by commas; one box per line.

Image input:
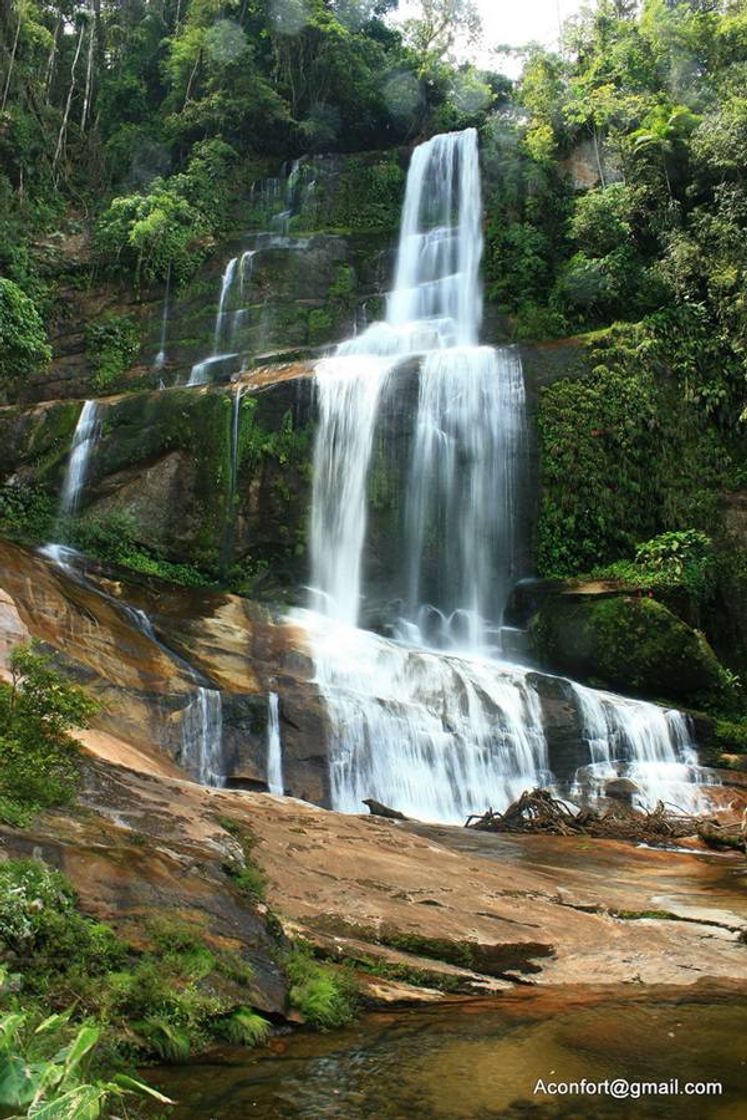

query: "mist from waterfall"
left=296, top=126, right=708, bottom=823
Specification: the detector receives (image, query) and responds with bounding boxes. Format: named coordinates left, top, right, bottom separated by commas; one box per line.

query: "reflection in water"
left=154, top=991, right=746, bottom=1119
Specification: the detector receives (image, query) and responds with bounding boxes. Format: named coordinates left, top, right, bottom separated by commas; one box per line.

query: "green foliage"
left=0, top=278, right=51, bottom=383
left=536, top=324, right=737, bottom=578
left=95, top=183, right=211, bottom=288
left=220, top=1008, right=272, bottom=1047
left=0, top=859, right=269, bottom=1067
left=597, top=530, right=717, bottom=605
left=633, top=530, right=716, bottom=600
left=0, top=644, right=98, bottom=824
left=66, top=512, right=212, bottom=588
left=0, top=485, right=56, bottom=542
left=84, top=315, right=140, bottom=391
left=285, top=943, right=357, bottom=1030
left=713, top=718, right=747, bottom=756
left=218, top=816, right=266, bottom=900
left=0, top=1004, right=172, bottom=1118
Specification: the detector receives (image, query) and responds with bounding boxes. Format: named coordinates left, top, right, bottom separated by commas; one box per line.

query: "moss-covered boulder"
left=530, top=591, right=724, bottom=703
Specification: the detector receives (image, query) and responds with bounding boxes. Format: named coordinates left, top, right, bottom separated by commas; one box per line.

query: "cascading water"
left=403, top=346, right=525, bottom=652
left=188, top=256, right=239, bottom=386
left=293, top=126, right=710, bottom=823
left=569, top=681, right=713, bottom=812
left=266, top=691, right=284, bottom=795
left=153, top=263, right=171, bottom=374
left=180, top=686, right=224, bottom=786
left=58, top=400, right=102, bottom=517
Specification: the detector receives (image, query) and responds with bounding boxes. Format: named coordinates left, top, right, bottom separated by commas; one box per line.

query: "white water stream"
left=58, top=399, right=102, bottom=517
left=266, top=691, right=285, bottom=795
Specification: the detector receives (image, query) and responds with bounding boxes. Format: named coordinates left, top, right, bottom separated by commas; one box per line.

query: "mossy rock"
left=530, top=592, right=724, bottom=702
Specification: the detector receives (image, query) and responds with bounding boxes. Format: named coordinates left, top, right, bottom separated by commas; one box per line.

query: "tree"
left=0, top=278, right=51, bottom=382
left=631, top=103, right=699, bottom=197
left=403, top=0, right=482, bottom=70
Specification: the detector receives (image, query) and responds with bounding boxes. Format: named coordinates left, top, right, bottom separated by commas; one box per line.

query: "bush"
left=0, top=860, right=268, bottom=1063
left=66, top=512, right=211, bottom=587
left=0, top=278, right=51, bottom=382
left=0, top=644, right=98, bottom=823
left=96, top=183, right=211, bottom=287
left=85, top=314, right=140, bottom=391
left=633, top=530, right=716, bottom=600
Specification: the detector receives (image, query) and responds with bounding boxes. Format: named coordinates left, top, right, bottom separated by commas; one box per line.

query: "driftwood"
left=465, top=788, right=745, bottom=850
left=362, top=798, right=409, bottom=821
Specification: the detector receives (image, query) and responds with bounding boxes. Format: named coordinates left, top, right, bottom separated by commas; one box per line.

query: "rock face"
left=0, top=540, right=332, bottom=803
left=1, top=342, right=573, bottom=603
left=531, top=589, right=724, bottom=703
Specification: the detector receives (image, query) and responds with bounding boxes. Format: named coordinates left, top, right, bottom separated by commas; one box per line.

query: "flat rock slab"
left=4, top=746, right=745, bottom=1007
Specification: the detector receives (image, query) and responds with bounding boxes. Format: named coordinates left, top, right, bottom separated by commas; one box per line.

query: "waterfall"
left=569, top=681, right=713, bottom=813
left=388, top=131, right=482, bottom=347
left=187, top=249, right=260, bottom=387
left=181, top=687, right=224, bottom=786
left=293, top=125, right=712, bottom=823
left=266, top=691, right=284, bottom=795
left=299, top=609, right=549, bottom=823
left=188, top=257, right=239, bottom=386
left=272, top=158, right=301, bottom=235
left=153, top=264, right=171, bottom=372
left=299, top=128, right=548, bottom=820
left=59, top=400, right=102, bottom=518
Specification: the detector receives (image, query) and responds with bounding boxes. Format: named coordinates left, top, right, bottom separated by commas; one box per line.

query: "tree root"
left=465, top=789, right=746, bottom=851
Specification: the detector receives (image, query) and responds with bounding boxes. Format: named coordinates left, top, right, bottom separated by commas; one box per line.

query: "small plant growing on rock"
left=285, top=942, right=357, bottom=1030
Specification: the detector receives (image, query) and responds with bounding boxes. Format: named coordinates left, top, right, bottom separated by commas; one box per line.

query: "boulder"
left=531, top=591, right=724, bottom=703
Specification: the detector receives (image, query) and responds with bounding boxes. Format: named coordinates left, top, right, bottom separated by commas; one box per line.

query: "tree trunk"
left=592, top=127, right=606, bottom=188
left=80, top=4, right=95, bottom=130
left=53, top=20, right=85, bottom=173
left=44, top=18, right=61, bottom=101
left=1, top=7, right=22, bottom=113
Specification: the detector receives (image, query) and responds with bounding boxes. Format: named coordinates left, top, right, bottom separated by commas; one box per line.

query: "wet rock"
left=605, top=777, right=639, bottom=803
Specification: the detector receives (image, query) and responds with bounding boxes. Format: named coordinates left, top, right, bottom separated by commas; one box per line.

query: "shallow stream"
left=154, top=986, right=746, bottom=1119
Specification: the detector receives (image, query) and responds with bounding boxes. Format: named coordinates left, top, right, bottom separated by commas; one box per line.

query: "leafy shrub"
left=0, top=860, right=74, bottom=952
left=0, top=278, right=51, bottom=382
left=85, top=314, right=140, bottom=390
left=96, top=183, right=211, bottom=287
left=0, top=484, right=56, bottom=541
left=66, top=512, right=211, bottom=587
left=0, top=861, right=269, bottom=1063
left=0, top=644, right=98, bottom=823
left=713, top=718, right=747, bottom=754
left=633, top=530, right=716, bottom=600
